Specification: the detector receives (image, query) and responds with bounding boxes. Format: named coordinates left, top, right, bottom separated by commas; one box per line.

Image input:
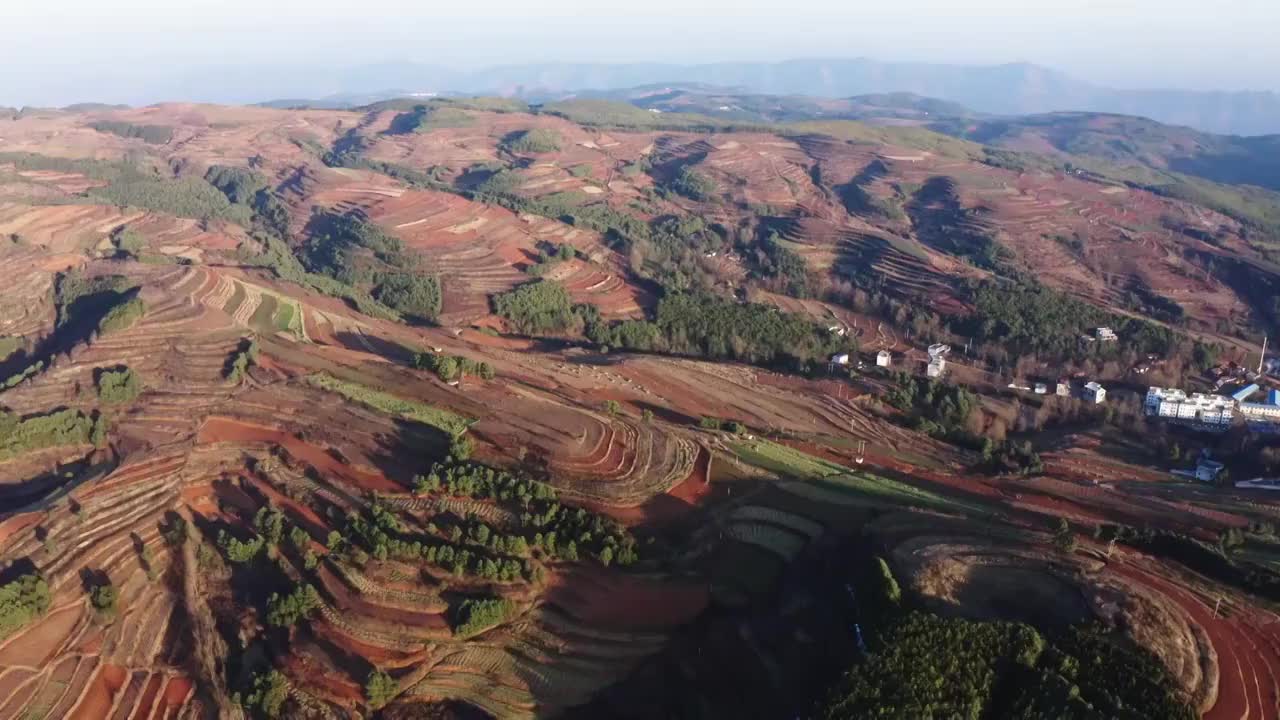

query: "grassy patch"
left=274, top=301, right=297, bottom=333
left=223, top=282, right=246, bottom=316
left=0, top=337, right=21, bottom=362
left=306, top=373, right=473, bottom=437
left=728, top=439, right=976, bottom=513
left=249, top=294, right=279, bottom=333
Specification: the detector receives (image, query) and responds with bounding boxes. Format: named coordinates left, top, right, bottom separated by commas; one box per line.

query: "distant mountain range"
left=250, top=58, right=1280, bottom=136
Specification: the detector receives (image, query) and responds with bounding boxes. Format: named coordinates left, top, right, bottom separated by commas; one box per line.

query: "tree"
left=642, top=408, right=654, bottom=424
left=90, top=583, right=118, bottom=614
left=365, top=669, right=398, bottom=709
left=243, top=670, right=289, bottom=719
left=96, top=367, right=142, bottom=405
left=254, top=507, right=286, bottom=546
left=449, top=434, right=474, bottom=461
left=266, top=584, right=321, bottom=627
left=602, top=399, right=621, bottom=416
left=435, top=356, right=460, bottom=382
left=1053, top=518, right=1077, bottom=554
left=0, top=573, right=51, bottom=640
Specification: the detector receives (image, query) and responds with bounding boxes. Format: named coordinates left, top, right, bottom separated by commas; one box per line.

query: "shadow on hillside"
left=333, top=330, right=415, bottom=365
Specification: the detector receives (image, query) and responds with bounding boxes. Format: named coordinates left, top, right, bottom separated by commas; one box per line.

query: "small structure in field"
left=1056, top=378, right=1072, bottom=397
left=876, top=350, right=891, bottom=368
left=1034, top=382, right=1048, bottom=395
left=1083, top=381, right=1106, bottom=404
left=1095, top=327, right=1118, bottom=342
left=1232, top=383, right=1261, bottom=403
left=926, top=356, right=946, bottom=378
left=1195, top=459, right=1226, bottom=483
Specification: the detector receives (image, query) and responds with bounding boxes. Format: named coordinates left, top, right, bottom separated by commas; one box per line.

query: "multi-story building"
left=1145, top=387, right=1234, bottom=427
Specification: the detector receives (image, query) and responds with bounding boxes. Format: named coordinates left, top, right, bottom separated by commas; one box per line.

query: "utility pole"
left=1261, top=335, right=1269, bottom=375
left=1213, top=596, right=1223, bottom=619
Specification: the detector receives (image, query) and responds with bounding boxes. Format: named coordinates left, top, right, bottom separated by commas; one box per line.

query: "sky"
left=2, top=0, right=1277, bottom=106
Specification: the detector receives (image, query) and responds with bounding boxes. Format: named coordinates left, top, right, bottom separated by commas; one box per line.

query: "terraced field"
left=3, top=100, right=1280, bottom=719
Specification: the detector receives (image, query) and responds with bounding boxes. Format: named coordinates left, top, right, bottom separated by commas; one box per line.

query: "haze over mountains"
left=12, top=58, right=1280, bottom=136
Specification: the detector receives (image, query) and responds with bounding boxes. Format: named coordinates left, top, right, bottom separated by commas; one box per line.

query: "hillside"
left=2, top=100, right=1280, bottom=719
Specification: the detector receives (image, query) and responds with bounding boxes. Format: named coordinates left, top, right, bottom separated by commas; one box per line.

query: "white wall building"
left=1095, top=327, right=1118, bottom=342
left=830, top=353, right=850, bottom=366
left=1145, top=387, right=1234, bottom=426
left=1083, top=381, right=1106, bottom=404
left=926, top=357, right=946, bottom=378
left=876, top=350, right=891, bottom=367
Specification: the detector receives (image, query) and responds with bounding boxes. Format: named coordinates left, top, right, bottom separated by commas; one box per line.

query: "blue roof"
left=1270, top=389, right=1280, bottom=406
left=1232, top=383, right=1261, bottom=402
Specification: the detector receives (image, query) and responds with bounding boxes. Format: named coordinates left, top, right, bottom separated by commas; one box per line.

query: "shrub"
left=492, top=281, right=578, bottom=335
left=667, top=165, right=717, bottom=201
left=88, top=121, right=173, bottom=144
left=453, top=597, right=514, bottom=637
left=241, top=670, right=289, bottom=719
left=0, top=409, right=94, bottom=461
left=96, top=296, right=145, bottom=335
left=224, top=339, right=259, bottom=382
left=94, top=176, right=250, bottom=224
left=374, top=272, right=441, bottom=320
left=112, top=227, right=145, bottom=258
left=503, top=128, right=561, bottom=154
left=90, top=583, right=117, bottom=613
left=266, top=584, right=321, bottom=627
left=0, top=573, right=51, bottom=640
left=365, top=670, right=398, bottom=710
left=204, top=165, right=267, bottom=205
left=96, top=367, right=142, bottom=404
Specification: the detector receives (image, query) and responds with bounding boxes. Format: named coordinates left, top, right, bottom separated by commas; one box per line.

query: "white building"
left=1034, top=383, right=1048, bottom=395
left=1240, top=389, right=1280, bottom=422
left=830, top=353, right=850, bottom=366
left=1144, top=387, right=1234, bottom=426
left=1195, top=459, right=1226, bottom=483
left=926, top=357, right=946, bottom=378
left=1083, top=381, right=1106, bottom=404
left=1056, top=379, right=1072, bottom=397
left=876, top=350, right=891, bottom=368
left=927, top=343, right=951, bottom=358
left=1095, top=327, right=1118, bottom=342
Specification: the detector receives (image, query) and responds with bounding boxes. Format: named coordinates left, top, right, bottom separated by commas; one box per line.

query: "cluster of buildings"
left=1145, top=383, right=1280, bottom=433
left=1014, top=378, right=1107, bottom=404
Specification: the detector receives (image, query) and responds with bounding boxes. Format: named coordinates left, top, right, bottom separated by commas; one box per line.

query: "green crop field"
left=728, top=439, right=984, bottom=514
left=306, top=373, right=473, bottom=437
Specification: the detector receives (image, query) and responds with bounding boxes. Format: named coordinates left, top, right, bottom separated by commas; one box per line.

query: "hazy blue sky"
left=2, top=0, right=1276, bottom=105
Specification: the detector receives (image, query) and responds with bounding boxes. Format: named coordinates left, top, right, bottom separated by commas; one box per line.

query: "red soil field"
left=0, top=603, right=83, bottom=667
left=0, top=512, right=45, bottom=547
left=197, top=417, right=402, bottom=492
left=68, top=663, right=128, bottom=720
left=546, top=567, right=710, bottom=631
